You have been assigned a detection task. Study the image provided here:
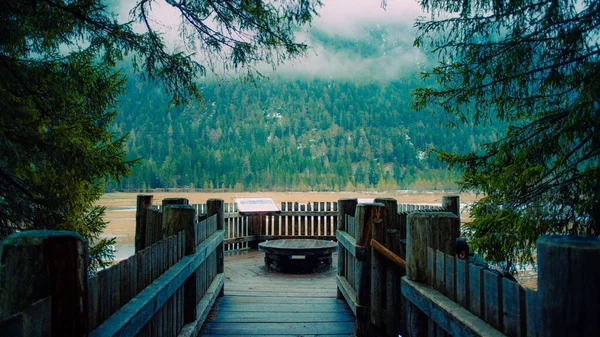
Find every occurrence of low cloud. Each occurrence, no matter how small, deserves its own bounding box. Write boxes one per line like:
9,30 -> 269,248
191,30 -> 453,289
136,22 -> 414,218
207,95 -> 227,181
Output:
271,27 -> 427,80
109,0 -> 429,81
272,0 -> 428,80
312,0 -> 424,37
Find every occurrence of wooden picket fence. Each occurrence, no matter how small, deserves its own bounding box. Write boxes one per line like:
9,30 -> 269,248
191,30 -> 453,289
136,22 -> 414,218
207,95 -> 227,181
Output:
0,296 -> 52,337
400,247 -> 537,337
335,197 -> 459,337
264,202 -> 338,238
0,198 -> 225,337
176,201 -> 339,251
88,232 -> 187,335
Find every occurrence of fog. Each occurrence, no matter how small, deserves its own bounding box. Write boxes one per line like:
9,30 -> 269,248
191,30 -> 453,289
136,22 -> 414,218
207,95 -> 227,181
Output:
312,0 -> 423,35
108,0 -> 429,80
277,0 -> 429,80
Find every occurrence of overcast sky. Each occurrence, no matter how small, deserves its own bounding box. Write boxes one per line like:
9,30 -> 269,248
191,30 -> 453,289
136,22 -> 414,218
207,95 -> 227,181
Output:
312,0 -> 424,34
113,0 -> 428,80
114,1 -> 425,31
286,0 -> 427,79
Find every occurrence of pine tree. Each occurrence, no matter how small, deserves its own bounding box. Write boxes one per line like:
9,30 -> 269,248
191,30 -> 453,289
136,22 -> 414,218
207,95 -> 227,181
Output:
413,0 -> 600,268
0,0 -> 320,268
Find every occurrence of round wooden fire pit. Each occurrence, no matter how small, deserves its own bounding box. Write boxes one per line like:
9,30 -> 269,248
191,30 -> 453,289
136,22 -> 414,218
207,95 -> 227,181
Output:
258,239 -> 337,273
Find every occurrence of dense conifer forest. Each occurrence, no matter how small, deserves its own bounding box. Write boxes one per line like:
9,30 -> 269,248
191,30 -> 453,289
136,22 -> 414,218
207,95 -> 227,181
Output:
108,76 -> 503,192
103,22 -> 504,192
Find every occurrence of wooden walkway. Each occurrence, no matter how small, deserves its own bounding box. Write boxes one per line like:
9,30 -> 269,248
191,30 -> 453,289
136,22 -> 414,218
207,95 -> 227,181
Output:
199,250 -> 355,336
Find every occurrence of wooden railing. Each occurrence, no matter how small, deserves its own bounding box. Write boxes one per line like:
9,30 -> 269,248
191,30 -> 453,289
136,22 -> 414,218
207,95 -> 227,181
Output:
377,204 -> 598,337
223,203 -> 248,251
170,201 -> 340,251
0,198 -> 225,337
335,199 -> 376,336
89,232 -> 185,336
401,247 -> 536,337
265,202 -> 338,238
400,209 -> 544,337
0,296 -> 52,336
336,196 -> 460,337
332,197 -> 600,337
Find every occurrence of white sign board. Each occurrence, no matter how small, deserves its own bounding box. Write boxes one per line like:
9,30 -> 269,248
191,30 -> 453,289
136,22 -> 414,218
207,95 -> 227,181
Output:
234,198 -> 280,213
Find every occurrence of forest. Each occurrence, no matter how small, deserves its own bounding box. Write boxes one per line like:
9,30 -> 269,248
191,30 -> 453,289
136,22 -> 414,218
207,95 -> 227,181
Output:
100,15 -> 508,192
107,75 -> 504,192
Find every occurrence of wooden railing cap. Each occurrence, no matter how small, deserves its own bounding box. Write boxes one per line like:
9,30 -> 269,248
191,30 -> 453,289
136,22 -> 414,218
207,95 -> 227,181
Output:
163,204 -> 195,209
356,202 -> 385,207
538,234 -> 600,247
407,211 -> 458,219
2,229 -> 87,245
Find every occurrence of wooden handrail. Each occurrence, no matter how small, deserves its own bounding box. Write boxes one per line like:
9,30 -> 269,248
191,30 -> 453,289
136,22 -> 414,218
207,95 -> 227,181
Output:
371,238 -> 406,269
89,230 -> 225,337
336,229 -> 367,260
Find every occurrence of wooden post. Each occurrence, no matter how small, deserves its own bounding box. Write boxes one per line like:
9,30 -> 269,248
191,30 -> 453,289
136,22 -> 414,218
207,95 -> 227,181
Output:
337,198 -> 358,299
537,235 -> 600,337
207,199 -> 225,297
162,198 -> 189,207
281,202 -> 287,236
355,203 -> 384,337
374,197 -> 403,337
405,212 -> 460,337
163,205 -> 197,323
248,214 -> 261,249
370,199 -> 387,334
135,194 -> 154,253
442,195 -> 460,223
293,202 -> 300,236
0,230 -> 88,337
146,207 -> 163,247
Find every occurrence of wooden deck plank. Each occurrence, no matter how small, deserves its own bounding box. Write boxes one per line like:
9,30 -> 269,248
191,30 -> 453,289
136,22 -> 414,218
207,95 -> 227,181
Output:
216,296 -> 339,304
199,334 -> 355,337
223,280 -> 336,287
223,287 -> 336,294
213,301 -> 348,313
223,281 -> 336,287
207,311 -> 354,323
198,250 -> 356,336
200,322 -> 355,335
223,290 -> 336,298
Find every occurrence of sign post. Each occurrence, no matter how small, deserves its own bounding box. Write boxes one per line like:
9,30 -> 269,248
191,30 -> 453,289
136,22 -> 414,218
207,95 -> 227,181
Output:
234,198 -> 280,248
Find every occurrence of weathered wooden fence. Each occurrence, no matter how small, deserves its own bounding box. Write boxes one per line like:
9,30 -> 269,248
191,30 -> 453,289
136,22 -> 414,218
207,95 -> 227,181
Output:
157,201 -> 339,251
0,230 -> 85,337
0,197 -> 225,337
335,200 -> 376,336
265,201 -> 338,238
333,196 -> 600,337
402,246 -> 533,337
335,196 -> 459,337
401,214 -> 600,337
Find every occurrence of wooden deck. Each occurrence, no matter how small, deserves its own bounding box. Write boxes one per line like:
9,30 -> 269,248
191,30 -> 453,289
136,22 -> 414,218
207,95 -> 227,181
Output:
199,249 -> 355,336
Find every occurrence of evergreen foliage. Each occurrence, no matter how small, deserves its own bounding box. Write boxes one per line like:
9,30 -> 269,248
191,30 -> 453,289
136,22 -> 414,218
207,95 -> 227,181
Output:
0,0 -> 320,268
413,0 -> 600,268
108,76 -> 504,192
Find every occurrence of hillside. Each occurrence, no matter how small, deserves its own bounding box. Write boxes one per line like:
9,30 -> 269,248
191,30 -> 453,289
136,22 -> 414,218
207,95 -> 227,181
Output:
107,76 -> 502,192
107,24 -> 504,192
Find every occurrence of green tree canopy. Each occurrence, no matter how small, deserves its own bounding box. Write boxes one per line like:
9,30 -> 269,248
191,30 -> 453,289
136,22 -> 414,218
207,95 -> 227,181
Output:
413,0 -> 600,268
0,0 -> 320,268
